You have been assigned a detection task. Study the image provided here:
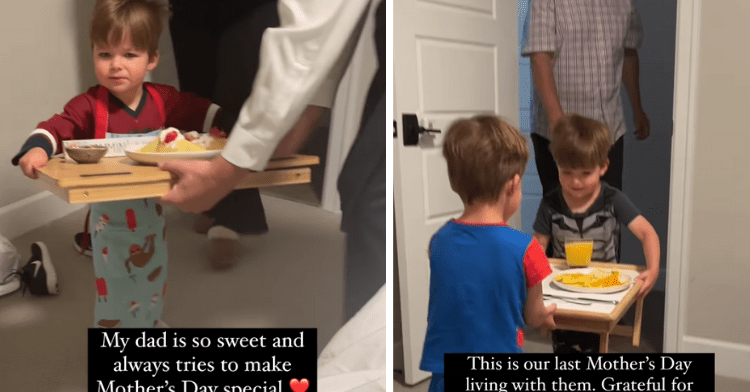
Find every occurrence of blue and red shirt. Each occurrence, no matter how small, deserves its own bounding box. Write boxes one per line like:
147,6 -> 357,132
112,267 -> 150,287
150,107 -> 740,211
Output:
420,220 -> 551,374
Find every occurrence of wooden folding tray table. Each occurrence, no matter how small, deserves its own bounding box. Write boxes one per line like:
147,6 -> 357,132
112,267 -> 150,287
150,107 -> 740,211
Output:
543,258 -> 646,353
37,155 -> 319,204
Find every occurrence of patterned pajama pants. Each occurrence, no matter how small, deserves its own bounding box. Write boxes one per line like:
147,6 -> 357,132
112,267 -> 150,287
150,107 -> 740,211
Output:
91,198 -> 167,328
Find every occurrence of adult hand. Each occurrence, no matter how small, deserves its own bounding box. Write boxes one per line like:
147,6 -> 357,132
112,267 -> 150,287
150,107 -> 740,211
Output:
19,147 -> 49,179
635,268 -> 658,299
158,156 -> 247,213
633,109 -> 650,140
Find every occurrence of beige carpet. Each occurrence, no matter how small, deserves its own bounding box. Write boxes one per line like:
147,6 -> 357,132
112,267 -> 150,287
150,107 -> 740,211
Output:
0,192 -> 345,391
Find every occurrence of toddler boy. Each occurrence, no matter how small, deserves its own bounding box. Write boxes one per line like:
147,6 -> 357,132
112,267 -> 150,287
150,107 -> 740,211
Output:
13,0 -> 229,328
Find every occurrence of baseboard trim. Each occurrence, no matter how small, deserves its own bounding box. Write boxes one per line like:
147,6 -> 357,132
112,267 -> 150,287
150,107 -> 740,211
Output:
0,192 -> 86,240
682,336 -> 750,381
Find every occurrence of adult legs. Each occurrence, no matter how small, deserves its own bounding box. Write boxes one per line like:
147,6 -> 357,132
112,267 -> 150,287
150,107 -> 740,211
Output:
168,1 -> 218,100
200,1 -> 279,236
169,1 -> 273,240
531,133 -> 560,197
531,133 -> 559,257
337,0 -> 386,321
342,152 -> 386,321
601,136 -> 624,262
338,84 -> 386,321
601,136 -> 624,191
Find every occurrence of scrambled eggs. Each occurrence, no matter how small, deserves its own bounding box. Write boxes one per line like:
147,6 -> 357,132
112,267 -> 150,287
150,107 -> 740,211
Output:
555,269 -> 624,288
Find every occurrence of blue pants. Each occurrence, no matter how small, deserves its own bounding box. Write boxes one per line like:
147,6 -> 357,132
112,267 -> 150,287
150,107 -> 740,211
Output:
91,198 -> 167,328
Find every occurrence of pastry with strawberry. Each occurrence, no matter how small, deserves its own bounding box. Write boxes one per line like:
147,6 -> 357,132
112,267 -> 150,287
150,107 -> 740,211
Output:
140,127 -> 226,153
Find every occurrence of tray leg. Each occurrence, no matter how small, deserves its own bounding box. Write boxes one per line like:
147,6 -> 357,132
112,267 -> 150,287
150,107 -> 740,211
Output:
633,297 -> 644,347
599,333 -> 609,353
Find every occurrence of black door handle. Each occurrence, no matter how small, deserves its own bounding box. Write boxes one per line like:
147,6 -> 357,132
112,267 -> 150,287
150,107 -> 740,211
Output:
402,113 -> 440,146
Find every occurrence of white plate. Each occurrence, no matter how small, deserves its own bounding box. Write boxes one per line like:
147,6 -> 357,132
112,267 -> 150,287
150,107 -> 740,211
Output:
124,148 -> 221,165
551,268 -> 632,294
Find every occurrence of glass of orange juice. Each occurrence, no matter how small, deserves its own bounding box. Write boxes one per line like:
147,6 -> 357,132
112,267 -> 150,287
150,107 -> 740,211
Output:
565,238 -> 594,267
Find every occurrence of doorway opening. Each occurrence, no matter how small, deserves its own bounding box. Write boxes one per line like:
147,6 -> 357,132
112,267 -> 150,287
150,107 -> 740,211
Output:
518,0 -> 677,353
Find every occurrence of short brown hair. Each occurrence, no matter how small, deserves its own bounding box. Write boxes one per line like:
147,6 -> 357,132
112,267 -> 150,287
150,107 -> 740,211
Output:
90,0 -> 167,58
443,116 -> 529,205
550,114 -> 611,169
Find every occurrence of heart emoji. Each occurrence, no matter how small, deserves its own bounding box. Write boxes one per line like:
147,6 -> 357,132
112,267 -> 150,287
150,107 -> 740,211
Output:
290,378 -> 309,392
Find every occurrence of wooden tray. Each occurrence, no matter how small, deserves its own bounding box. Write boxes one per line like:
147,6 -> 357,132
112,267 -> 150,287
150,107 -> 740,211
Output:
37,155 -> 319,204
544,259 -> 646,353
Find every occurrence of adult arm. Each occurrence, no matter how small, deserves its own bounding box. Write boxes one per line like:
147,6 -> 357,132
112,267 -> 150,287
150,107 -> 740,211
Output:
530,52 -> 564,131
159,0 -> 374,212
271,105 -> 327,159
222,0 -> 372,171
521,0 -> 563,132
622,5 -> 649,140
622,48 -> 650,140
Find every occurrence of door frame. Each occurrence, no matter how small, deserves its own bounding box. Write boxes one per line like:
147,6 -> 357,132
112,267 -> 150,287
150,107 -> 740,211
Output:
665,0 -> 750,381
664,0 -> 700,354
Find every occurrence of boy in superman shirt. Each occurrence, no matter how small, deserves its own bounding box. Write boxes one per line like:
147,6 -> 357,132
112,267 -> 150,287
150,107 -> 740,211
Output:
12,0 -> 230,327
420,116 -> 557,392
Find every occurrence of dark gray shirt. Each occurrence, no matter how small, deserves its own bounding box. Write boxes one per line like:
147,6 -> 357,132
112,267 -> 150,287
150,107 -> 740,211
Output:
534,182 -> 641,262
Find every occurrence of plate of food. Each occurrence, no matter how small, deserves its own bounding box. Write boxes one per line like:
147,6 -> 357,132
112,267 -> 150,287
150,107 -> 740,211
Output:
125,128 -> 227,165
551,268 -> 632,294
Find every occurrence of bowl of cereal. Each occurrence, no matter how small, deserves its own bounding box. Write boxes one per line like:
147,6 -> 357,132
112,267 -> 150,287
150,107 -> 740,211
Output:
65,145 -> 109,164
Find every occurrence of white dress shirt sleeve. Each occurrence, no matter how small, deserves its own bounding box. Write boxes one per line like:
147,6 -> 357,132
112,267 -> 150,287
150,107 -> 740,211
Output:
222,0 -> 373,171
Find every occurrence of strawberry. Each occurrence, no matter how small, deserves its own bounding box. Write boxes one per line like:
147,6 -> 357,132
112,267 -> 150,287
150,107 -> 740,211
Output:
164,131 -> 179,144
210,126 -> 228,138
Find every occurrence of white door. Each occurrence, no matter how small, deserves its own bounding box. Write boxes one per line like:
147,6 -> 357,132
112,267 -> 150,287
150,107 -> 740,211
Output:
394,0 -> 520,384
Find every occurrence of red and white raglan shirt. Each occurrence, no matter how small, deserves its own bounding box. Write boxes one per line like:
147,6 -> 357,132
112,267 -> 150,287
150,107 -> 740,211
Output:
11,82 -> 226,164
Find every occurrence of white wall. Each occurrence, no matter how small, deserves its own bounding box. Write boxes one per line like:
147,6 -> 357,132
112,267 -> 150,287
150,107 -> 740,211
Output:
0,1 -> 94,238
0,0 -> 87,204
